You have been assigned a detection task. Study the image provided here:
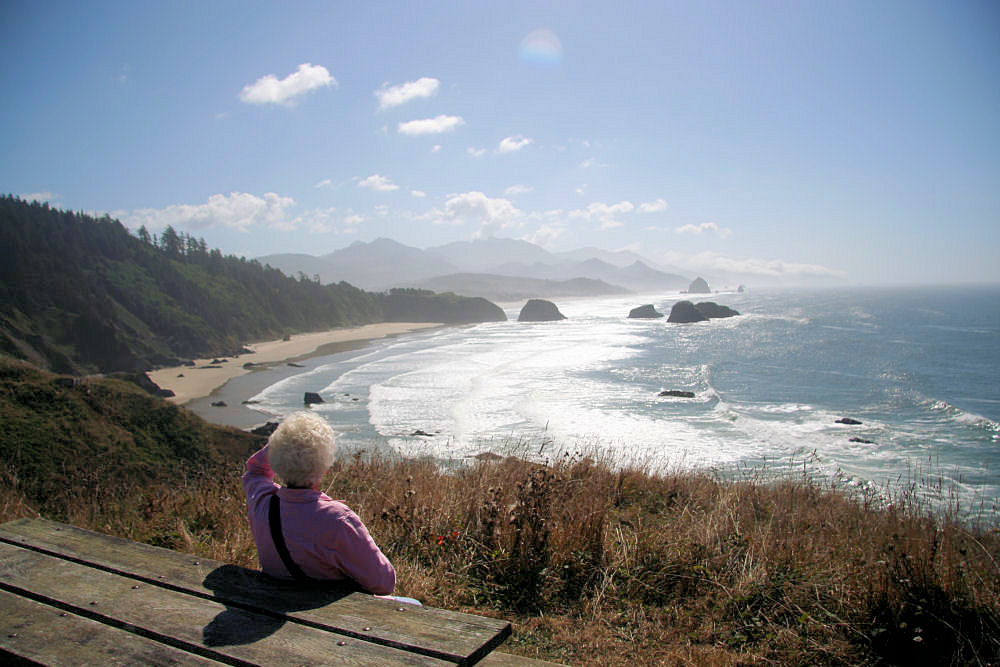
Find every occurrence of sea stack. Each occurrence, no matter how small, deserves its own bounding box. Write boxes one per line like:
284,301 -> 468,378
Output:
518,299 -> 567,322
688,277 -> 711,293
693,302 -> 739,318
667,301 -> 709,323
628,304 -> 664,319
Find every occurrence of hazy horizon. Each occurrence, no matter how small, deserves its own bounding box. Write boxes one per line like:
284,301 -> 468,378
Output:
2,1 -> 997,286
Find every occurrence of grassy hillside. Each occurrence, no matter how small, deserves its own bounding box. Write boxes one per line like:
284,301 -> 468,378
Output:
0,196 -> 504,374
0,356 -> 260,515
1,354 -> 997,664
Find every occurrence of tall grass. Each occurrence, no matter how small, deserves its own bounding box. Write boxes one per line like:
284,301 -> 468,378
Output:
3,447 -> 998,665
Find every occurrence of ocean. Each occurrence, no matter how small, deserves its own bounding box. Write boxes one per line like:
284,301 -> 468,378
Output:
244,286 -> 1000,515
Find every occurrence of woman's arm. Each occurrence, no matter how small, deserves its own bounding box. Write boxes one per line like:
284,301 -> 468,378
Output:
327,510 -> 396,595
241,444 -> 278,503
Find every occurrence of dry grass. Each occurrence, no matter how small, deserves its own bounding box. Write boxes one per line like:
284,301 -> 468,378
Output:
2,449 -> 998,665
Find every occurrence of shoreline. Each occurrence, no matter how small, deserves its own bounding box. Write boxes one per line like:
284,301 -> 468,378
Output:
149,322 -> 442,429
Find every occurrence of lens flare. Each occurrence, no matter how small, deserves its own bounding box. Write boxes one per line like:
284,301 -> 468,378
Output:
519,29 -> 563,67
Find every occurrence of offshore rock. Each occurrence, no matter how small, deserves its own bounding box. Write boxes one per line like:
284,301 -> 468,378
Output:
628,304 -> 664,319
659,390 -> 696,398
518,299 -> 567,322
667,301 -> 709,323
837,417 -> 862,425
688,277 -> 711,293
694,302 -> 739,318
304,392 -> 324,405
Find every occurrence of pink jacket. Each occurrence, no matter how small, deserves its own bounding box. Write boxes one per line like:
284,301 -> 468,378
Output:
241,445 -> 396,594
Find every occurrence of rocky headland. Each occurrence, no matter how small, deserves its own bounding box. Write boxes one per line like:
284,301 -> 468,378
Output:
518,299 -> 567,322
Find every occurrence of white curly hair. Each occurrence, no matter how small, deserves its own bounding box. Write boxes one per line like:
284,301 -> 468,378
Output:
267,411 -> 336,488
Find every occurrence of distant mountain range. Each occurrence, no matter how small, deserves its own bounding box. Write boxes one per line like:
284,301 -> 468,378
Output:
406,273 -> 629,303
258,238 -> 690,298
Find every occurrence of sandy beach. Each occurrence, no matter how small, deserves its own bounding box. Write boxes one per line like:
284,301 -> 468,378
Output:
149,322 -> 442,407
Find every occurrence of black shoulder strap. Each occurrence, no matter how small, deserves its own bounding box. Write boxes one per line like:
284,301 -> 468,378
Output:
268,494 -> 311,582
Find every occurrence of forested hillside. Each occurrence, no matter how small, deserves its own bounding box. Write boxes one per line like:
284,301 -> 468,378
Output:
0,196 -> 504,374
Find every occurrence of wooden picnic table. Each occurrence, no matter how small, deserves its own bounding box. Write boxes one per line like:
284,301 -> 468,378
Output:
0,518 -> 559,666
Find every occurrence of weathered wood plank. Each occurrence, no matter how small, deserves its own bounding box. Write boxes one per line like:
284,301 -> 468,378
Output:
0,589 -> 224,666
478,652 -> 566,666
0,541 -> 450,666
0,518 -> 511,665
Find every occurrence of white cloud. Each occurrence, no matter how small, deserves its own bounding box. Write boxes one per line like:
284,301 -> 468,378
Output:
521,210 -> 570,247
569,201 -> 635,230
118,192 -> 296,232
675,221 -> 732,238
411,190 -> 427,198
575,185 -> 587,195
505,184 -> 534,196
376,77 -> 440,109
344,213 -> 366,226
523,223 -> 565,247
676,222 -> 716,234
239,63 -> 335,106
397,114 -> 465,135
315,178 -> 333,189
467,146 -> 486,158
374,204 -> 390,217
20,191 -> 59,203
357,174 -> 399,192
298,207 -> 337,234
433,191 -> 522,238
639,198 -> 668,213
684,251 -> 846,278
579,158 -> 597,169
497,135 -> 533,153
431,144 -> 442,153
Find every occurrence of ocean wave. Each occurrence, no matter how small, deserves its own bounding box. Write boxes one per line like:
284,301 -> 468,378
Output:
747,403 -> 817,414
244,290 -> 1000,517
820,324 -> 879,335
924,398 -> 1000,433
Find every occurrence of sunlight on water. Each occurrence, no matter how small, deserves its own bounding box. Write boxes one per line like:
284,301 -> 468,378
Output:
248,288 -> 1000,516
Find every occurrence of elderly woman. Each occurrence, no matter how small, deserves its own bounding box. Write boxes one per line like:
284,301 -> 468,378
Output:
242,411 -> 396,595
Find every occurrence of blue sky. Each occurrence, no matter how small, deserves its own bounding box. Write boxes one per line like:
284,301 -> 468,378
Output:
2,1 -> 998,285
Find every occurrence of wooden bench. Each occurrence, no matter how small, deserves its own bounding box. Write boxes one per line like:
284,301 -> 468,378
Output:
0,518 -> 560,666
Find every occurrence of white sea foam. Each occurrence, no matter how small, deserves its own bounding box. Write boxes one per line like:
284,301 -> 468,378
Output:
251,289 -> 1000,516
